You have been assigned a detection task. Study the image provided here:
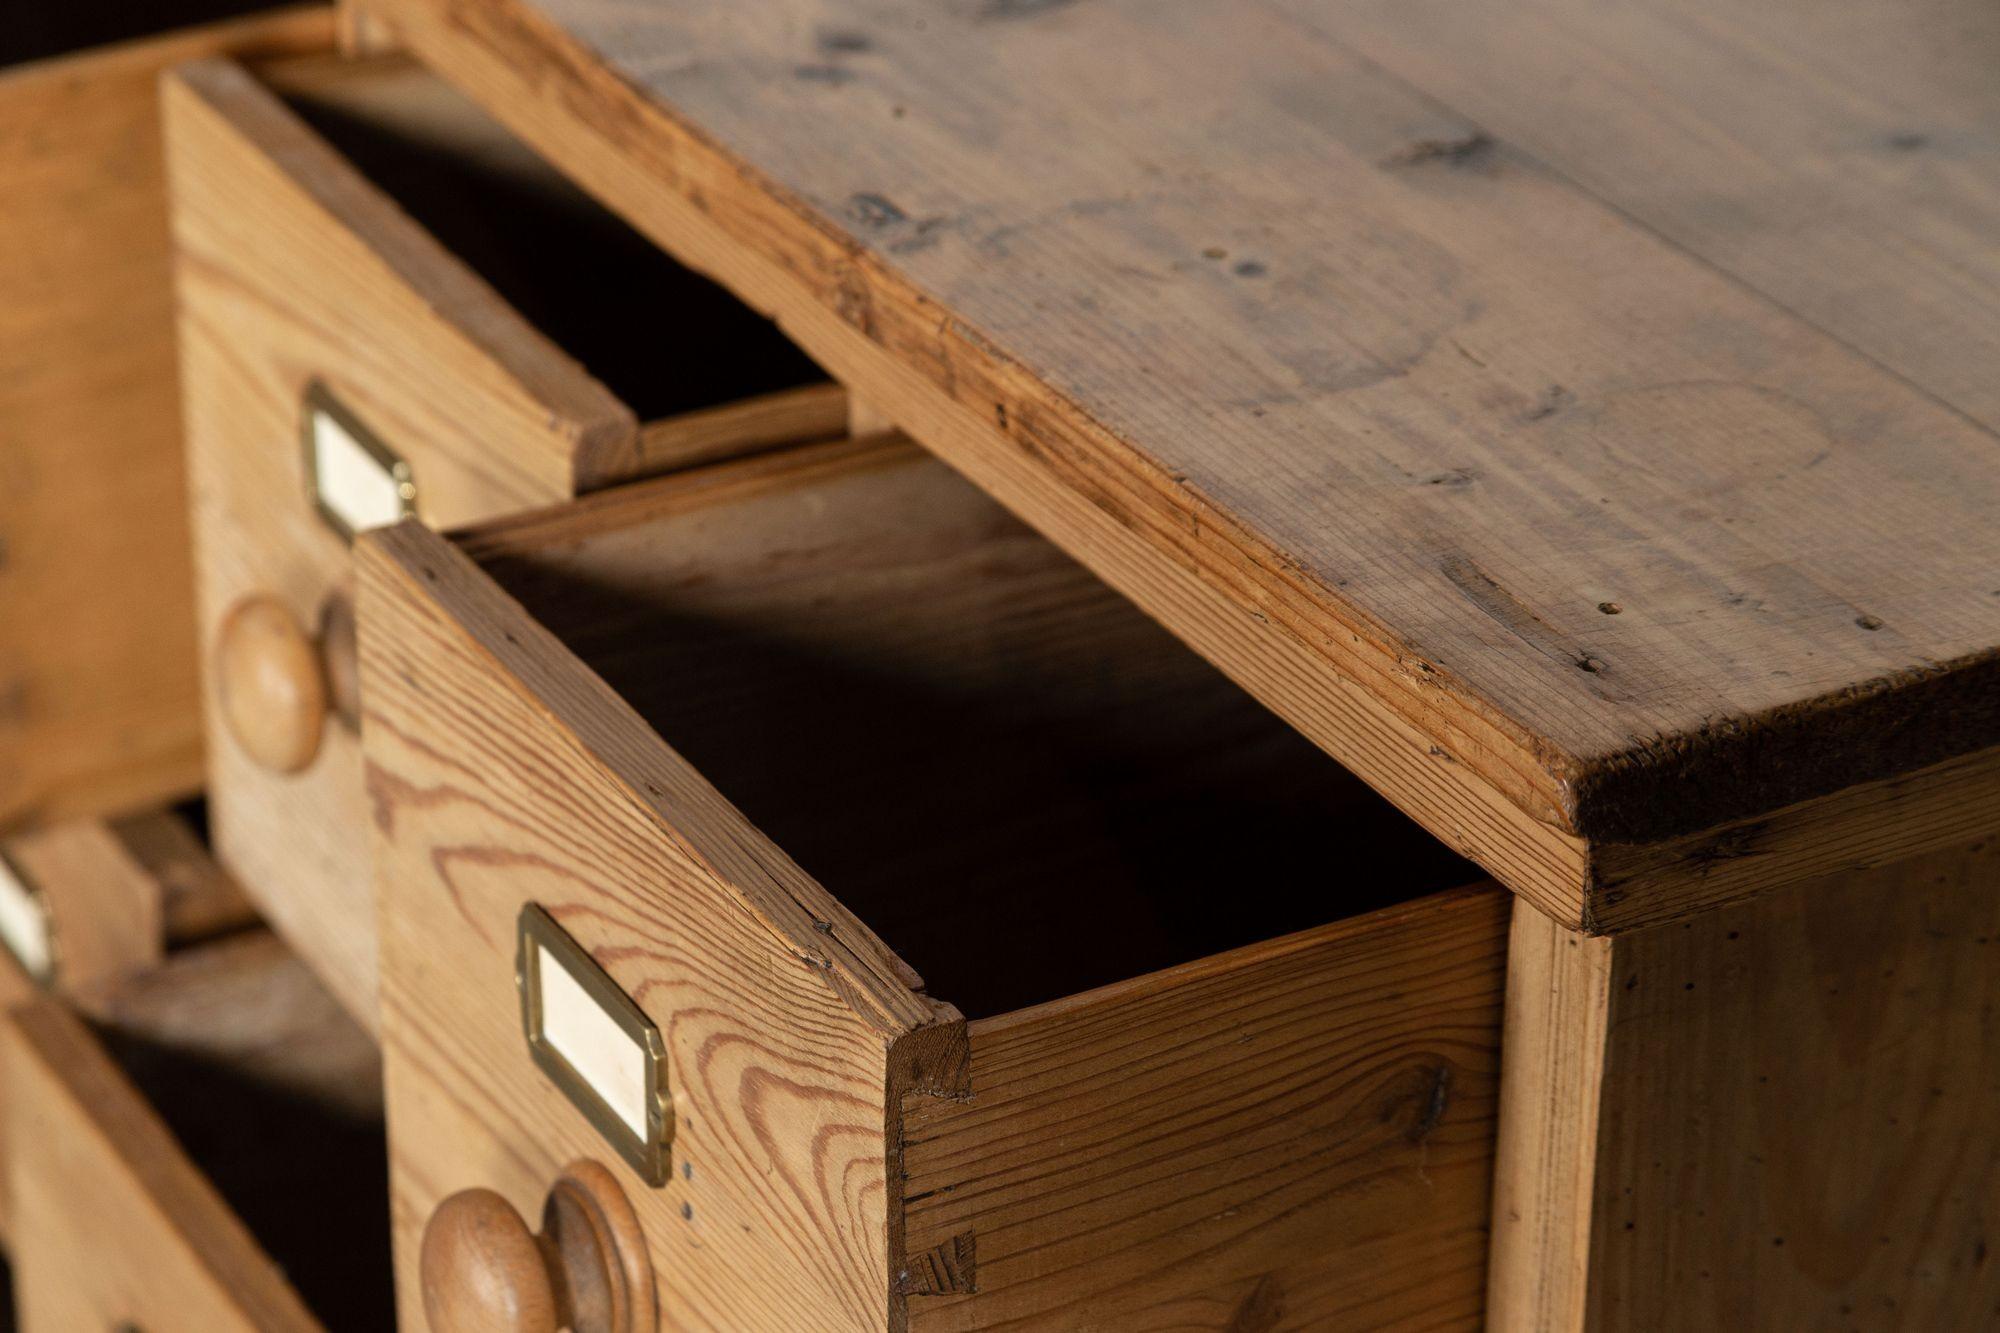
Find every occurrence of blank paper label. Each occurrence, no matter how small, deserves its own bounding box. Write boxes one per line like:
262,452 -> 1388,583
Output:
536,941 -> 650,1139
308,406 -> 407,537
0,858 -> 50,980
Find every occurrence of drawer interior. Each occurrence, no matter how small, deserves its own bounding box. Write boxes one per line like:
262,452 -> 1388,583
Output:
466,436 -> 1478,1018
75,931 -> 391,1328
257,53 -> 829,426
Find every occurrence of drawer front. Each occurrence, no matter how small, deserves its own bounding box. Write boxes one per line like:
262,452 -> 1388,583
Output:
4,997 -> 323,1333
358,441 -> 1509,1330
359,507 -> 949,1331
0,8 -> 331,831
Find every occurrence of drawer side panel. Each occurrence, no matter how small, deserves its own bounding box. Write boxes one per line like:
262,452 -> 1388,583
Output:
900,883 -> 1509,1331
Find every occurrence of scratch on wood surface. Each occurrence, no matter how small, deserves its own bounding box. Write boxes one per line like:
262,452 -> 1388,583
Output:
1383,130 -> 1497,169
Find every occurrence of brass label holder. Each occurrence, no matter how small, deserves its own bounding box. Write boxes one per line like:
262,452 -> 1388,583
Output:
300,380 -> 417,543
516,904 -> 673,1186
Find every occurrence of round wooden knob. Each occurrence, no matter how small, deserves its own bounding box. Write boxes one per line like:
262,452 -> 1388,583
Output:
420,1160 -> 655,1333
215,594 -> 326,774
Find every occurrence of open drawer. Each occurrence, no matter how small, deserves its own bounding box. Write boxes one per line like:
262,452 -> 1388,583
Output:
163,51 -> 844,1025
358,435 -> 1510,1331
3,930 -> 390,1331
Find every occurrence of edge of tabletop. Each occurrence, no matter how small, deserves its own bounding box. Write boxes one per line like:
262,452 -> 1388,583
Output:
344,0 -> 2000,933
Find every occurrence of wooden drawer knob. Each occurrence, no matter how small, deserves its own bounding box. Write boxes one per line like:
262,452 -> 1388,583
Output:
420,1159 -> 655,1333
214,588 -> 361,773
215,594 -> 326,773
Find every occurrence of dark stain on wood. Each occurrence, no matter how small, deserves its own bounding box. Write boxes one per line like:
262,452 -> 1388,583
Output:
1384,130 -> 1497,169
815,27 -> 872,53
1410,1063 -> 1453,1142
1442,553 -> 1616,694
978,0 -> 1081,20
1223,1273 -> 1286,1333
1526,382 -> 1573,421
1685,819 -> 1769,873
795,63 -> 857,85
849,191 -> 908,227
1573,645 -> 2000,844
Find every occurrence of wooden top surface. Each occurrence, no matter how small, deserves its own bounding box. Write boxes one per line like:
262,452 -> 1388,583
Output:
365,0 -> 2000,916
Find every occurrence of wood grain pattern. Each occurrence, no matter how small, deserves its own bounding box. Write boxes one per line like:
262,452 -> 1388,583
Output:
359,516 -> 958,1332
901,883 -> 1507,1332
4,995 -> 322,1333
360,0 -> 2000,930
169,53 -> 841,1020
0,5 -> 332,831
168,52 -> 615,1024
1490,835 -> 2000,1329
1310,0 -> 2000,441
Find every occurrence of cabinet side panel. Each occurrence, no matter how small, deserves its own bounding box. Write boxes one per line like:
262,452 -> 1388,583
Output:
0,7 -> 331,830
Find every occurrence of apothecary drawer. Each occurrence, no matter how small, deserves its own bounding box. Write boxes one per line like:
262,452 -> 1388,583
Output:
358,435 -> 1510,1331
164,51 -> 845,1025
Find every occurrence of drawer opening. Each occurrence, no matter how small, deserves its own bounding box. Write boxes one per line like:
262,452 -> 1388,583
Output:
2,1 -> 274,69
76,932 -> 393,1328
258,53 -> 834,434
468,436 -> 1480,1018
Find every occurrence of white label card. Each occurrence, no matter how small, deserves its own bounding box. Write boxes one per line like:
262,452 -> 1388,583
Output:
0,856 -> 52,981
307,402 -> 409,538
537,941 -> 651,1139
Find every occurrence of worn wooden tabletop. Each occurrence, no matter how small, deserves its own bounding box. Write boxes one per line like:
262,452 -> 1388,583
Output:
366,0 -> 2000,926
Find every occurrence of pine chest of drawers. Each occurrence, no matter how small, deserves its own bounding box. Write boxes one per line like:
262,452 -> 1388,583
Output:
2,0 -> 2000,1328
